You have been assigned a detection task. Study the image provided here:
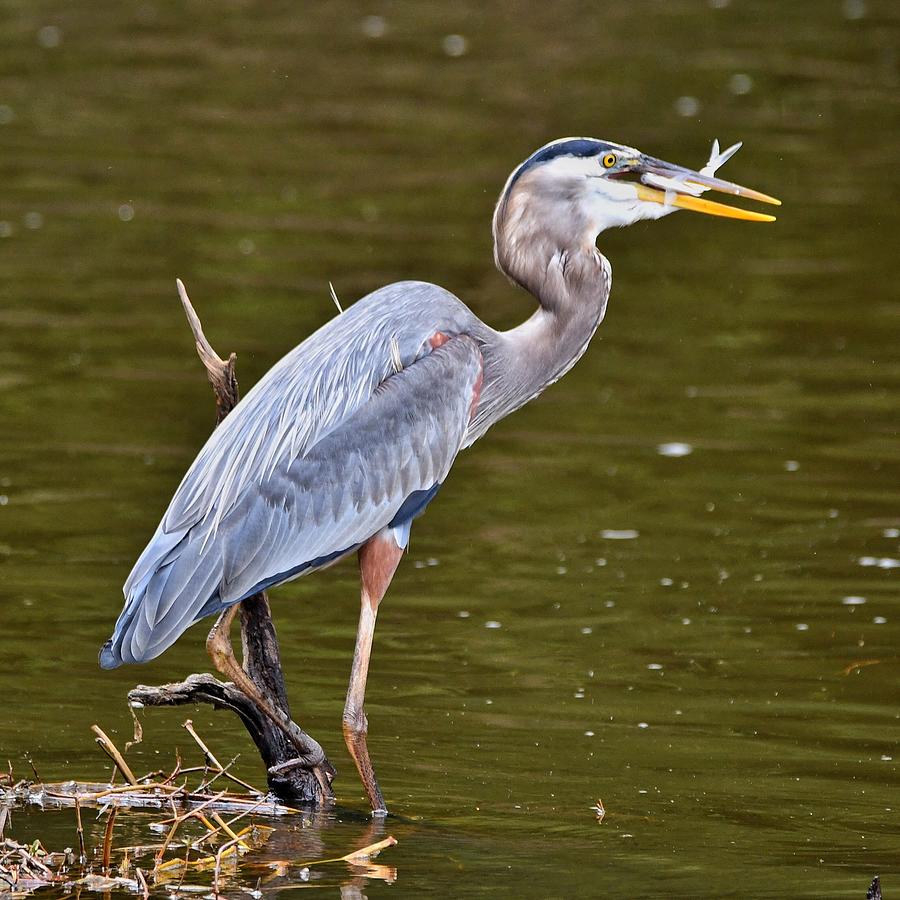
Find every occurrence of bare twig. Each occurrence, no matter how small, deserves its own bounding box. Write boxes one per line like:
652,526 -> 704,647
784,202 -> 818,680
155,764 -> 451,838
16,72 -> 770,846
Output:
200,754 -> 261,795
295,836 -> 398,868
212,831 -> 247,898
125,706 -> 144,753
91,725 -> 138,786
135,865 -> 150,900
176,278 -> 238,425
192,799 -> 266,848
328,281 -> 343,314
183,720 -> 224,772
25,755 -> 41,784
154,791 -> 228,867
101,806 -> 117,874
74,797 -> 87,864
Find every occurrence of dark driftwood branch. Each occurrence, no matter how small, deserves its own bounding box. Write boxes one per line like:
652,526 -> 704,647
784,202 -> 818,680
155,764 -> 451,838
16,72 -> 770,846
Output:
126,280 -> 335,804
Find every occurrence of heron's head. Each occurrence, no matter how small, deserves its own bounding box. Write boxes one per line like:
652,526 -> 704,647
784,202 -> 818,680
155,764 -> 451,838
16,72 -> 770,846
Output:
493,137 -> 779,283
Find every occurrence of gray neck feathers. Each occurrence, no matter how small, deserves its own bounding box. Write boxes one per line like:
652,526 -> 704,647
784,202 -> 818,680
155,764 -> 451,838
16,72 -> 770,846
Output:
465,170 -> 612,444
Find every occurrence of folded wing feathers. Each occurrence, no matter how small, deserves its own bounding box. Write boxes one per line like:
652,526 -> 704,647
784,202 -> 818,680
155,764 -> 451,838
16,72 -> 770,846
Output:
112,283 -> 483,665
161,285 -> 468,540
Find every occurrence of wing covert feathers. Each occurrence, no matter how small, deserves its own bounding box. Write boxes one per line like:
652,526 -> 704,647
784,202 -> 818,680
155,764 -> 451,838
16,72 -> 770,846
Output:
101,293 -> 483,668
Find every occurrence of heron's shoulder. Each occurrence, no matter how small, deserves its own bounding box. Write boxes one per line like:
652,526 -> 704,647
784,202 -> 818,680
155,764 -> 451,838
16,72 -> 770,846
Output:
348,280 -> 470,319
157,280 -> 481,537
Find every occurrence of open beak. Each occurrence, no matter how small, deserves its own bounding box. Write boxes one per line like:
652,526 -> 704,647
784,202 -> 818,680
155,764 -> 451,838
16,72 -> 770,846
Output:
633,154 -> 780,223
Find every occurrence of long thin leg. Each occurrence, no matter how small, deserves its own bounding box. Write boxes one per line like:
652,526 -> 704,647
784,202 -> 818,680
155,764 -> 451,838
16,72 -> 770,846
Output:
343,531 -> 403,815
207,603 -> 332,798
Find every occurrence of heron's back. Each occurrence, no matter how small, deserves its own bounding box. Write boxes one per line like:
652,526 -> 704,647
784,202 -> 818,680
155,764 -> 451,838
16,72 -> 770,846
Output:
100,281 -> 488,668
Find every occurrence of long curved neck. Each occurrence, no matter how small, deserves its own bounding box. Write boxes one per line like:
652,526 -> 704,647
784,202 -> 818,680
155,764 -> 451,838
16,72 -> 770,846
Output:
467,222 -> 612,444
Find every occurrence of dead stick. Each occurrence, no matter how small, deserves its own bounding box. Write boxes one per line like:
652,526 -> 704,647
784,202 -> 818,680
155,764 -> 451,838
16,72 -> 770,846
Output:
182,720 -> 224,772
91,725 -> 138,786
43,781 -> 185,802
101,806 -> 117,874
25,756 -> 41,784
154,790 -> 228,866
181,722 -> 266,794
212,832 -> 245,898
74,797 -> 87,864
197,754 -> 261,796
193,799 -> 265,847
135,866 -> 149,900
176,278 -> 238,425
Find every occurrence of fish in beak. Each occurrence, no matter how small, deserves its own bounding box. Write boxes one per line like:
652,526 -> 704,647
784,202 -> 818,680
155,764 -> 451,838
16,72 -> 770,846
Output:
632,141 -> 780,222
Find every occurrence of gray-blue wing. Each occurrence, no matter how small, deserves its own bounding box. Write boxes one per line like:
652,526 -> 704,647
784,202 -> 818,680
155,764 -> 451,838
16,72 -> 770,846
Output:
100,334 -> 482,667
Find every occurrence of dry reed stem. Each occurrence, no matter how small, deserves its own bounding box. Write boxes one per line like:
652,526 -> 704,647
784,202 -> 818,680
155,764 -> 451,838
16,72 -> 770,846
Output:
5,722 -> 298,899
190,798 -> 267,849
294,835 -> 398,869
154,791 -> 228,868
91,725 -> 138,786
212,831 -> 248,897
135,866 -> 150,900
74,797 -> 87,864
211,812 -> 251,850
198,756 -> 261,795
183,720 -> 224,772
101,806 -> 117,873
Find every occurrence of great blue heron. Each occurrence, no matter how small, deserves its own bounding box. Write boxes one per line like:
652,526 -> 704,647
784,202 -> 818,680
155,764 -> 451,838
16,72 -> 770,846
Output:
100,136 -> 778,813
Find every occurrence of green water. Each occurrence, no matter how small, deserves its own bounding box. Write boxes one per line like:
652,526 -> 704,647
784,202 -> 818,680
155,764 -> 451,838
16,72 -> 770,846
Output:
1,0 -> 898,896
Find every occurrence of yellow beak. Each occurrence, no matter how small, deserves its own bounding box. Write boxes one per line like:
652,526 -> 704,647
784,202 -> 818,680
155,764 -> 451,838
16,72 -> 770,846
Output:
636,184 -> 778,222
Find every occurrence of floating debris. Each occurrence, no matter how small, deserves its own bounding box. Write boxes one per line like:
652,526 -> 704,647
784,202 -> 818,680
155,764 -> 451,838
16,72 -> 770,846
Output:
2,721 -> 400,897
859,556 -> 900,569
842,659 -> 881,676
442,34 -> 468,57
729,73 -> 754,95
360,15 -> 387,38
843,0 -> 867,21
599,529 -> 639,540
674,96 -> 700,118
36,25 -> 62,48
657,441 -> 693,457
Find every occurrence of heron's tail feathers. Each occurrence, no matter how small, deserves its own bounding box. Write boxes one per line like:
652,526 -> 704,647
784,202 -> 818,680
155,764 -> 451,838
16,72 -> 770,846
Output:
99,527 -> 225,668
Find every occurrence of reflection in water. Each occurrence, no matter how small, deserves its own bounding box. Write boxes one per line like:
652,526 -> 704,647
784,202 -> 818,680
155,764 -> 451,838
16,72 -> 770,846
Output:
0,0 -> 898,897
256,814 -> 398,892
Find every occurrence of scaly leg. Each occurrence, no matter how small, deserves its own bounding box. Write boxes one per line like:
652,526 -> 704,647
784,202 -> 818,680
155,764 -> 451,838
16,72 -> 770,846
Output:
343,531 -> 403,815
206,603 -> 332,797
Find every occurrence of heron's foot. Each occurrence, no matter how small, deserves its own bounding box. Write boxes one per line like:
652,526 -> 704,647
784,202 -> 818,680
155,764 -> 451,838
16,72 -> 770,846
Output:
342,712 -> 388,815
269,756 -> 336,783
268,755 -> 336,805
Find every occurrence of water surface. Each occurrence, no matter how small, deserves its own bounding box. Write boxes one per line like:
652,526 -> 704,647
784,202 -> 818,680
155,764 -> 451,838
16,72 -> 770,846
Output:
1,1 -> 898,896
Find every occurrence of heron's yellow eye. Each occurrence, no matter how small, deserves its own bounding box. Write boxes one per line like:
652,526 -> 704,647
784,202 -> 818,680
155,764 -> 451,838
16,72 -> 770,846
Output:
602,153 -> 617,169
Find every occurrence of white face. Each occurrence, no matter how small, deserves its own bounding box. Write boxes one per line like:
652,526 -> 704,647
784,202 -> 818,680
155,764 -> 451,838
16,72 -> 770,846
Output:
532,153 -> 677,236
496,139 -> 776,262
